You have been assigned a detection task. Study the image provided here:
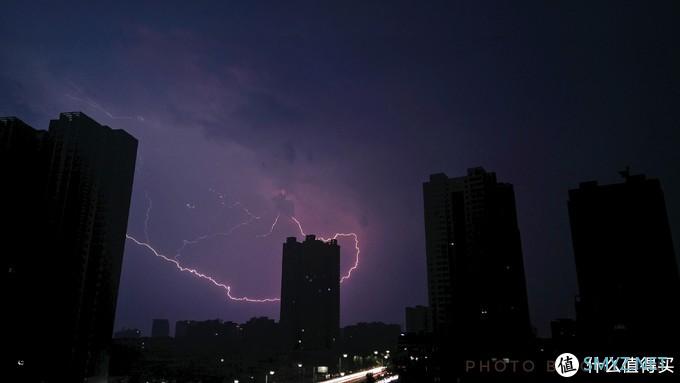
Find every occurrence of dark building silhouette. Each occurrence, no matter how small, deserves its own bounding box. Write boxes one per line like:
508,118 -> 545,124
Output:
241,316 -> 279,347
2,112 -> 137,382
175,320 -> 191,339
172,319 -> 243,365
550,318 -> 578,351
110,317 -> 289,382
279,235 -> 340,355
405,305 -> 432,334
152,319 -> 171,338
568,171 -> 680,350
175,319 -> 240,341
340,322 -> 401,356
114,328 -> 142,339
422,168 -> 531,353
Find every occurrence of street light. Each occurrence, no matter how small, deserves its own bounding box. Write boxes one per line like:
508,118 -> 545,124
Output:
339,353 -> 349,373
265,370 -> 275,383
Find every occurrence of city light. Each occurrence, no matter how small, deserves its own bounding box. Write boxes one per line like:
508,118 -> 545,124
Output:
375,375 -> 399,383
318,367 -> 386,383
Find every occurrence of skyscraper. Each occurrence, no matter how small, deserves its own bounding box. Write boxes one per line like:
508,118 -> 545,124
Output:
422,167 -> 531,353
568,171 -> 680,350
279,235 -> 340,355
2,112 -> 137,382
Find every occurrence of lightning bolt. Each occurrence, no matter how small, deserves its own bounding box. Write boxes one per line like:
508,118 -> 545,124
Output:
126,234 -> 279,302
174,194 -> 261,259
256,213 -> 280,238
290,216 -> 361,283
65,93 -> 145,121
129,192 -> 360,304
143,191 -> 153,243
174,214 -> 260,259
63,95 -> 349,300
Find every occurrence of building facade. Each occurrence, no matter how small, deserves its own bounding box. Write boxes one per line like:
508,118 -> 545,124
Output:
405,305 -> 432,334
568,171 -> 680,350
2,112 -> 137,382
279,235 -> 340,354
422,167 -> 531,353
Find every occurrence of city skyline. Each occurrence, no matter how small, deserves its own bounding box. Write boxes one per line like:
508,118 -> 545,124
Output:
2,0 -> 679,340
4,111 -> 679,381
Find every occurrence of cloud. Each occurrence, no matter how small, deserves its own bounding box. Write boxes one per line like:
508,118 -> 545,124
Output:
271,191 -> 295,217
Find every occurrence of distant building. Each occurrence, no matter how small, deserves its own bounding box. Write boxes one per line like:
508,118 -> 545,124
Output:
279,235 -> 340,352
550,319 -> 577,340
152,319 -> 171,338
241,317 -> 281,353
341,322 -> 401,356
405,305 -> 432,334
2,112 -> 137,382
172,319 -> 242,361
175,319 -> 239,341
175,320 -> 190,339
111,317 -> 282,380
422,168 -> 531,352
550,318 -> 577,351
242,316 -> 278,342
114,328 -> 142,339
568,171 -> 680,349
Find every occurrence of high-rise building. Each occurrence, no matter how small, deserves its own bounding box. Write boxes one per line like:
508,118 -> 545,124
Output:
2,112 -> 137,381
152,319 -> 171,338
568,171 -> 680,350
279,235 -> 340,354
405,305 -> 432,334
422,167 -> 531,352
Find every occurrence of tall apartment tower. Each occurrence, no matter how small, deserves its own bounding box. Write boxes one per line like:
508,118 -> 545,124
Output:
2,112 -> 138,382
422,167 -> 531,352
279,235 -> 340,354
568,171 -> 680,350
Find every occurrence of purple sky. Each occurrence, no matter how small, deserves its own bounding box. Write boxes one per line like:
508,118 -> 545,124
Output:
2,1 -> 679,336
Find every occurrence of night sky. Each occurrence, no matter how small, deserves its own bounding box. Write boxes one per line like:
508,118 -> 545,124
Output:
2,1 -> 679,337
